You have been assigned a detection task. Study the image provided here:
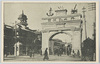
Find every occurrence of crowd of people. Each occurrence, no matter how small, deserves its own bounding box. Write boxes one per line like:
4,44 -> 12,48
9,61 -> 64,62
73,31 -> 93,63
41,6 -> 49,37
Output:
53,45 -> 72,56
28,45 -> 77,61
4,46 -> 80,61
29,48 -> 49,61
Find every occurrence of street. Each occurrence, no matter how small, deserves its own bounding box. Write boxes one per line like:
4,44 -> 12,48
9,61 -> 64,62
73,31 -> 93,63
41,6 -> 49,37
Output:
4,54 -> 81,62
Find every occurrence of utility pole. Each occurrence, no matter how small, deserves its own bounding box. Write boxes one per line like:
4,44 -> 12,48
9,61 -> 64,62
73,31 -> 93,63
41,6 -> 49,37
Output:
93,22 -> 96,61
88,3 -> 96,61
82,7 -> 87,39
14,21 -> 17,56
93,22 -> 96,43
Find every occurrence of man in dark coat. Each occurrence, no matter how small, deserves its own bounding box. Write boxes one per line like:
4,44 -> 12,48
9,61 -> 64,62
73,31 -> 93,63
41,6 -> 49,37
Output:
43,48 -> 49,60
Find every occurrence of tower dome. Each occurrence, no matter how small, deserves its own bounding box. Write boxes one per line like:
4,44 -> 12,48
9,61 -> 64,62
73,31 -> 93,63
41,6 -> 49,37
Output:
18,10 -> 28,26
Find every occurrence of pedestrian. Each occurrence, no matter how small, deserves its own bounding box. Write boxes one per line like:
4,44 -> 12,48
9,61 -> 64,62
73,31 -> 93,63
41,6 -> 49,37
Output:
54,48 -> 56,55
72,50 -> 75,57
59,48 -> 62,56
40,49 -> 42,56
43,48 -> 49,60
57,49 -> 60,56
67,46 -> 70,56
5,51 -> 8,57
29,49 -> 32,58
77,50 -> 80,57
32,49 -> 34,58
69,47 -> 72,55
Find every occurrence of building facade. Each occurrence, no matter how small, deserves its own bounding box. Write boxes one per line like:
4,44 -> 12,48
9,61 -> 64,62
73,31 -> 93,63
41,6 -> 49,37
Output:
4,11 -> 42,56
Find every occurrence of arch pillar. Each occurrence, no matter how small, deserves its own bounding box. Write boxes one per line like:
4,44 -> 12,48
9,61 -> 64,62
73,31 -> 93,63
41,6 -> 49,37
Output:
71,31 -> 81,56
42,32 -> 49,55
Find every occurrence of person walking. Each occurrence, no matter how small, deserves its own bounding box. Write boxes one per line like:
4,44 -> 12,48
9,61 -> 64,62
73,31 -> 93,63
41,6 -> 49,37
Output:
40,49 -> 42,56
67,46 -> 70,56
29,49 -> 32,58
59,48 -> 62,56
43,48 -> 49,61
57,48 -> 60,56
77,50 -> 80,57
32,49 -> 34,58
72,50 -> 75,57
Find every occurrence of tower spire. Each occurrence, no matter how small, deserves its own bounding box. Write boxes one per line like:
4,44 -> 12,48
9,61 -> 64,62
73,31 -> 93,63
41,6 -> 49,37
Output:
18,10 -> 28,27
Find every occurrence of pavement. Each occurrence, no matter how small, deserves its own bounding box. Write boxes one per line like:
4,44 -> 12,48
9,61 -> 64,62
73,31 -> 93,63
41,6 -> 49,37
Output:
3,54 -> 81,62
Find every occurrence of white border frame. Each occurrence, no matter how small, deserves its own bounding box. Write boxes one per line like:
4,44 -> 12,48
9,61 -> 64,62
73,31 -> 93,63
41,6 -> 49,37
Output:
1,1 -> 99,63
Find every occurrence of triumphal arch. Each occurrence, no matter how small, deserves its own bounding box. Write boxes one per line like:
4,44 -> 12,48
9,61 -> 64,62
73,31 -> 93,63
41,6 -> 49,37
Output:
41,8 -> 83,55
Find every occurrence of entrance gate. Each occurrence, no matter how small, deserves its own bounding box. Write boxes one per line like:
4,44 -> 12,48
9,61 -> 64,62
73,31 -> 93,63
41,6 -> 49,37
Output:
41,9 -> 83,56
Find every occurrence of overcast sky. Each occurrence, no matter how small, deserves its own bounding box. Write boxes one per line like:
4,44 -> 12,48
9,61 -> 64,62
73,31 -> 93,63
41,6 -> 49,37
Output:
3,2 -> 96,42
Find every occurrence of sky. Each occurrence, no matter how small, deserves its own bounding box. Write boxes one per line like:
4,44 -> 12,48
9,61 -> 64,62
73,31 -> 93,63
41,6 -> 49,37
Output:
3,2 -> 96,42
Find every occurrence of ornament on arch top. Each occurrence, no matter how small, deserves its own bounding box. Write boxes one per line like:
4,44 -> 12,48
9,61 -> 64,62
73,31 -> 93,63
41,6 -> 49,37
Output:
71,4 -> 78,20
71,4 -> 78,14
46,7 -> 54,16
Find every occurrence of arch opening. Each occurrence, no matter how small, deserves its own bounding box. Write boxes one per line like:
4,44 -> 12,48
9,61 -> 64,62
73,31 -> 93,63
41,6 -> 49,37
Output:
49,32 -> 72,41
49,32 -> 72,55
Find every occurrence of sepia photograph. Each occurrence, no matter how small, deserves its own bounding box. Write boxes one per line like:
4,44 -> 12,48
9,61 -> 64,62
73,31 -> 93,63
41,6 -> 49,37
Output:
2,1 -> 99,63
